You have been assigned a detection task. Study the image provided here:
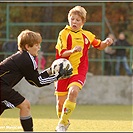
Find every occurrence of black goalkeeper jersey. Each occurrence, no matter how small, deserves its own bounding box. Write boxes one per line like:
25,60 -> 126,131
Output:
0,50 -> 57,87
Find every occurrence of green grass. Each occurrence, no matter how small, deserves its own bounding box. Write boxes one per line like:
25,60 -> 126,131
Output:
0,105 -> 132,132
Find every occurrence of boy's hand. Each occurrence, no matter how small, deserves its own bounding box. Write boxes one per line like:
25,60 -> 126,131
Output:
104,38 -> 113,46
72,46 -> 82,53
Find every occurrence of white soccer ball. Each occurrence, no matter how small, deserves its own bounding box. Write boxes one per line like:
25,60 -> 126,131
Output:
51,58 -> 72,75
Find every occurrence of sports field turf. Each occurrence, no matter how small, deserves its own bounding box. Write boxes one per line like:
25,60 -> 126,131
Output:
0,105 -> 132,132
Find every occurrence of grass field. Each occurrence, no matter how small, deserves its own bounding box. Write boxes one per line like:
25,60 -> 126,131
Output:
0,105 -> 132,132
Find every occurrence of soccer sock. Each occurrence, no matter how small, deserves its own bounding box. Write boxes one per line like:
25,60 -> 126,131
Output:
56,105 -> 62,118
59,99 -> 76,125
57,111 -> 62,118
20,116 -> 33,131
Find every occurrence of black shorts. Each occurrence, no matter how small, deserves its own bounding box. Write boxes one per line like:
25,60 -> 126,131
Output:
0,83 -> 25,114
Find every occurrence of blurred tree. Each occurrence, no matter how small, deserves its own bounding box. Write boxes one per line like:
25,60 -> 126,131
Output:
0,2 -> 133,74
41,5 -> 53,52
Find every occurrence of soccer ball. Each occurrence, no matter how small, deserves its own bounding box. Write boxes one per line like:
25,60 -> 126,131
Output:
51,58 -> 72,75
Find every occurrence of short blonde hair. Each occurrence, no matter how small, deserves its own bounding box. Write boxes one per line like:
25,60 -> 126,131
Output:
17,29 -> 42,51
68,6 -> 87,23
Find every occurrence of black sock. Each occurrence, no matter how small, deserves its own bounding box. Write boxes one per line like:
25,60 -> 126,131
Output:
20,116 -> 33,131
0,105 -> 5,115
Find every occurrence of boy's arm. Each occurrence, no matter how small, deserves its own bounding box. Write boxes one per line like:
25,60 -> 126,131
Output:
24,68 -> 57,87
97,38 -> 113,50
21,56 -> 57,87
24,65 -> 71,87
61,46 -> 82,57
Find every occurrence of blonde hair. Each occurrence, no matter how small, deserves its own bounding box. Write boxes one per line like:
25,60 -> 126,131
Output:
17,29 -> 42,51
68,6 -> 87,23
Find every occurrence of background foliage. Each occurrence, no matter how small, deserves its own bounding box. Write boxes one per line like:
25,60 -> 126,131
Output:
0,2 -> 133,74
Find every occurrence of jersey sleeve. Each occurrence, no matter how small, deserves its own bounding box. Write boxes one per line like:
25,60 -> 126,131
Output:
25,69 -> 57,87
91,38 -> 101,48
21,52 -> 57,87
55,30 -> 68,58
86,31 -> 101,48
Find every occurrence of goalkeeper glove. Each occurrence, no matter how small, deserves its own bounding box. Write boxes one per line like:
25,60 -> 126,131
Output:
57,63 -> 73,80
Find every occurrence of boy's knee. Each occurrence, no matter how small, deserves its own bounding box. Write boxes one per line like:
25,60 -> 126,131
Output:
69,87 -> 79,97
17,99 -> 31,110
68,86 -> 80,102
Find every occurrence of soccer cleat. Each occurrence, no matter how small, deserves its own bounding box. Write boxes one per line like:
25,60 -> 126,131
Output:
65,120 -> 70,131
55,121 -> 70,132
56,124 -> 66,132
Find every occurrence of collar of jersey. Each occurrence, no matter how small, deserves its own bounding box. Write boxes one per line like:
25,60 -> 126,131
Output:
65,25 -> 82,33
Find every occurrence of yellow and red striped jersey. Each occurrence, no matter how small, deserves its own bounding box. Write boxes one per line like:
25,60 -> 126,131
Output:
55,25 -> 101,76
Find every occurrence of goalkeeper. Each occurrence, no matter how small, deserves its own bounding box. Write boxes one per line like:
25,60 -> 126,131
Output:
0,29 -> 72,131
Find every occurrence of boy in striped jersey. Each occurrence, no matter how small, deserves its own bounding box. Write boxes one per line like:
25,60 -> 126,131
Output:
55,6 -> 113,132
0,29 -> 72,131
